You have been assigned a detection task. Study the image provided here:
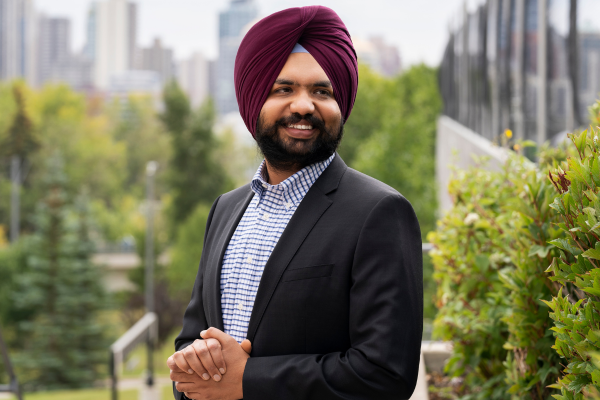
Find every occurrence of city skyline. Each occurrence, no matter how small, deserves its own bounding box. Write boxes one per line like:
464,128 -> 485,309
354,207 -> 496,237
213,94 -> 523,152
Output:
35,0 -> 470,67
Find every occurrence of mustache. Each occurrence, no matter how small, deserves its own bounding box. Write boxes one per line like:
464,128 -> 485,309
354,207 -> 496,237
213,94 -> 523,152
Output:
276,113 -> 327,133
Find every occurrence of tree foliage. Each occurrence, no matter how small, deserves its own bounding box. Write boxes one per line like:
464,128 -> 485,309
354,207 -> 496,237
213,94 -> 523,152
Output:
160,82 -> 232,229
0,82 -> 38,158
351,64 -> 441,239
167,203 -> 211,300
12,154 -> 107,390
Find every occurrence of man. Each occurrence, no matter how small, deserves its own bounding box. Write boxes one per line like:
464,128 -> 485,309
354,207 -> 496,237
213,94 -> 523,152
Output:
168,6 -> 423,400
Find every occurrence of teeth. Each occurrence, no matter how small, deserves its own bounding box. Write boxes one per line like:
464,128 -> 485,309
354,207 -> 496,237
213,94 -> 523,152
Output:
288,124 -> 313,130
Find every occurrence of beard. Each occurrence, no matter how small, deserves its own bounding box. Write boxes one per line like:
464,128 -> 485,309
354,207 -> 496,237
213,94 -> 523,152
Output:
255,112 -> 344,172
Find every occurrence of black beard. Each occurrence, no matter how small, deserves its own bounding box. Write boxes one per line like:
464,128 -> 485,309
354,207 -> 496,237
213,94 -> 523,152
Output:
255,112 -> 344,173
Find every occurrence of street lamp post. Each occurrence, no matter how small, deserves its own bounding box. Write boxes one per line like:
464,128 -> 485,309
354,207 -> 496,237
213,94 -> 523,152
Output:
145,161 -> 158,387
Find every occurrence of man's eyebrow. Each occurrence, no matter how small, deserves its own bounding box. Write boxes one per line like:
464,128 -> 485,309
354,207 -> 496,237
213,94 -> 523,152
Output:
312,80 -> 332,88
274,78 -> 296,85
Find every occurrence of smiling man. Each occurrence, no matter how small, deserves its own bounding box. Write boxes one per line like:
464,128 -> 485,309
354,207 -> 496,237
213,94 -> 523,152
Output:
168,6 -> 423,400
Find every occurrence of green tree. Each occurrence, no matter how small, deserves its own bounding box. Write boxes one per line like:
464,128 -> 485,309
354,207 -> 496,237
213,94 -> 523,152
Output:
108,95 -> 171,198
338,65 -> 391,165
160,82 -> 232,228
0,83 -> 38,159
13,154 -> 107,390
353,65 -> 441,239
167,203 -> 211,299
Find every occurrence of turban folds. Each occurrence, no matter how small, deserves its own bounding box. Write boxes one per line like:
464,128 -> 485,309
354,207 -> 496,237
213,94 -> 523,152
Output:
234,6 -> 358,137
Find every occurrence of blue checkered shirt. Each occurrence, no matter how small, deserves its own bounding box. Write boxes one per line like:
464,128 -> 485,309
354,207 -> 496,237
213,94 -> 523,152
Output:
220,154 -> 335,343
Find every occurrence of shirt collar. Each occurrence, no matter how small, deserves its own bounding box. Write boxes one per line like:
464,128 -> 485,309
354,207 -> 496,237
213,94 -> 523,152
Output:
251,153 -> 335,206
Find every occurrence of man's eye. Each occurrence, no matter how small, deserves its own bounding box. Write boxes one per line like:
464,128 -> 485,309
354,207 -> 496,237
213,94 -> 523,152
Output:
315,89 -> 331,96
275,87 -> 291,93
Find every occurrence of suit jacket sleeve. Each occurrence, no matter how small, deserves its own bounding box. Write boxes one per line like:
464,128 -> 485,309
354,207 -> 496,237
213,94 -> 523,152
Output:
243,193 -> 423,400
172,195 -> 221,400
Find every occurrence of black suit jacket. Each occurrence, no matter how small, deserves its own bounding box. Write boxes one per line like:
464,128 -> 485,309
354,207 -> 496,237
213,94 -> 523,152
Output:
174,155 -> 423,399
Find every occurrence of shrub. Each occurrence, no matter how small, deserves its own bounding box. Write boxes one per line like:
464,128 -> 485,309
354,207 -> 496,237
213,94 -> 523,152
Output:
501,144 -> 569,397
545,127 -> 600,398
429,156 -> 519,399
430,144 -> 570,398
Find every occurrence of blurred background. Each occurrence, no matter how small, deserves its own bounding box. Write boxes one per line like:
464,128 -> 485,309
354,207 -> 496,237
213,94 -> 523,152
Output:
0,0 -> 599,399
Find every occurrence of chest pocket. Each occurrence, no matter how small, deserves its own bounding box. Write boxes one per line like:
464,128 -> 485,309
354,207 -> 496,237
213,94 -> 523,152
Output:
281,264 -> 334,282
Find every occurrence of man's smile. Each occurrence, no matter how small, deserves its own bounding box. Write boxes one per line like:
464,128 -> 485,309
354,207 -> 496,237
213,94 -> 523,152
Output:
282,123 -> 317,139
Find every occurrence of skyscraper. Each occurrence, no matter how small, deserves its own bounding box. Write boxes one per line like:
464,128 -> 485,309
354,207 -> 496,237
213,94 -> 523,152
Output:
0,0 -> 36,83
37,15 -> 70,85
178,51 -> 210,109
216,0 -> 257,115
138,37 -> 174,84
37,15 -> 93,90
86,0 -> 138,90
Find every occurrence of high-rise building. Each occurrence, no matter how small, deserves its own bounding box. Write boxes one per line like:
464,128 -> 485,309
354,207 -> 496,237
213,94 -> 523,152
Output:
87,0 -> 138,90
37,15 -> 70,84
178,51 -> 210,108
216,0 -> 257,115
0,0 -> 36,83
37,15 -> 93,90
138,37 -> 174,84
352,36 -> 402,77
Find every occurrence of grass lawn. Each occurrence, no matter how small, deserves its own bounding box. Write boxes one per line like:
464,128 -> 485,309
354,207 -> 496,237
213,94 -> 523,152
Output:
13,388 -> 139,400
4,385 -> 175,400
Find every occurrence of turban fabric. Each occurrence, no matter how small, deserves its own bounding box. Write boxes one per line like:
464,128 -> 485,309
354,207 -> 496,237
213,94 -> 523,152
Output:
234,6 -> 358,137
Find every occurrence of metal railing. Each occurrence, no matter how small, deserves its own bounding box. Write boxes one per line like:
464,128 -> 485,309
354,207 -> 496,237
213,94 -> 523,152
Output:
109,312 -> 158,400
0,324 -> 22,400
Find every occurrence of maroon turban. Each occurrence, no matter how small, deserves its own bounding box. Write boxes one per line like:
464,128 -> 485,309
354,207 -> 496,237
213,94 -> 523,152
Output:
234,6 -> 358,137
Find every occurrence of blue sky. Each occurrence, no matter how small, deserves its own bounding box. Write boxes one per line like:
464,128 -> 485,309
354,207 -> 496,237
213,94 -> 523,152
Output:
35,0 -> 475,67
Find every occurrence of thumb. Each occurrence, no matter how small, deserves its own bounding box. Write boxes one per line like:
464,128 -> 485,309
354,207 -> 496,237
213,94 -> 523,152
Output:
200,327 -> 237,347
240,339 -> 252,354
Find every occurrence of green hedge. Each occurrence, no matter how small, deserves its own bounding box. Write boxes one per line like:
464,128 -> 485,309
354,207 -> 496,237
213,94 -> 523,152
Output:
546,127 -> 600,399
429,144 -> 571,398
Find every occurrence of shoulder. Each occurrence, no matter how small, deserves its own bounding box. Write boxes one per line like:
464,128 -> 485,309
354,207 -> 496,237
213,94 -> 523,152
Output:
340,167 -> 413,208
213,183 -> 253,210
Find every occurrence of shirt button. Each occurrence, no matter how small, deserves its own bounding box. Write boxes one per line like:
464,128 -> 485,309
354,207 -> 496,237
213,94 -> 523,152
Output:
263,213 -> 270,220
247,256 -> 252,263
262,183 -> 268,189
237,302 -> 244,311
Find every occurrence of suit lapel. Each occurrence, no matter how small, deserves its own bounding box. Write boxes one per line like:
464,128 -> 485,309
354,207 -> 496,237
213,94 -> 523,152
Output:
246,155 -> 347,342
204,188 -> 254,331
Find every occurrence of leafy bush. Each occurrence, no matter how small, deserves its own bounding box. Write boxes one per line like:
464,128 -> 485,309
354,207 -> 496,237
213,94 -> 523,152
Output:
430,144 -> 571,398
591,100 -> 600,129
429,157 -> 518,399
501,145 -> 569,397
545,127 -> 600,398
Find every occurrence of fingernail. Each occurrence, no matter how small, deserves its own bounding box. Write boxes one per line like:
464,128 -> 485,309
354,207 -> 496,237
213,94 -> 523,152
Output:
200,330 -> 207,336
219,368 -> 225,374
187,369 -> 193,374
169,369 -> 172,373
214,374 -> 221,382
202,373 -> 210,380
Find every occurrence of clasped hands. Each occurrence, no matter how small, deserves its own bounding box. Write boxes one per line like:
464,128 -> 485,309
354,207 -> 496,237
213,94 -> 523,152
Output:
167,327 -> 252,400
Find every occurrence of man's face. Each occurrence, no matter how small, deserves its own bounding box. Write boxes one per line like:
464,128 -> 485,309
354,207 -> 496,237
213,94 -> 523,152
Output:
256,52 -> 344,171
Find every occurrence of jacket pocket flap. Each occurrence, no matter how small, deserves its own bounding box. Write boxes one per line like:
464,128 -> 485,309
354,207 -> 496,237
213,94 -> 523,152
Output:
281,264 -> 334,282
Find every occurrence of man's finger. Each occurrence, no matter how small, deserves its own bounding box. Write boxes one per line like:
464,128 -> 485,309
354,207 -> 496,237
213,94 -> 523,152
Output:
173,349 -> 194,375
192,339 -> 222,382
167,355 -> 184,372
176,381 -> 203,393
170,370 -> 200,382
205,338 -> 227,374
241,339 -> 252,354
183,342 -> 211,381
200,327 -> 237,347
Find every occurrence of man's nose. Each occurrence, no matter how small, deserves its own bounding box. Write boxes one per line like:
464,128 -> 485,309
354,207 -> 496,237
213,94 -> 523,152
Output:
289,90 -> 315,116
